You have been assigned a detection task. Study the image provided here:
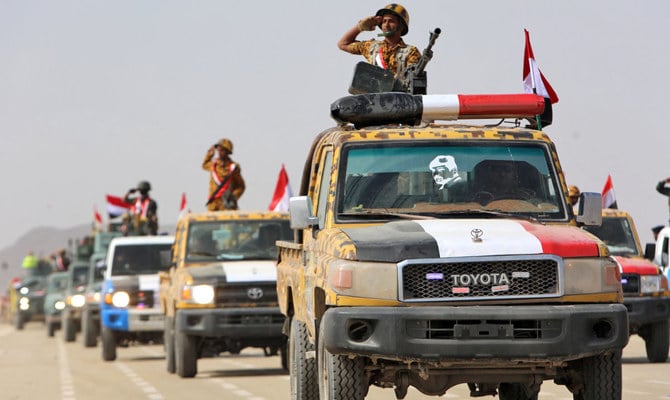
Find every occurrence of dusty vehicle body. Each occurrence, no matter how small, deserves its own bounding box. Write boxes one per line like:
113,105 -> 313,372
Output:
277,92 -> 628,399
585,208 -> 670,362
159,211 -> 292,377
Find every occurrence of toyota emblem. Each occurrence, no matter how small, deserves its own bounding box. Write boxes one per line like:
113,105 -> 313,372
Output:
471,228 -> 483,242
247,287 -> 264,300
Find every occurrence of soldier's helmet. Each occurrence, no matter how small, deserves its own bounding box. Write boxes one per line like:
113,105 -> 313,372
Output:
376,4 -> 410,36
137,180 -> 152,192
217,138 -> 234,154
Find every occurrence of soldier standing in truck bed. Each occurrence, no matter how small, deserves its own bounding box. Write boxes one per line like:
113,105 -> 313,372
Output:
338,4 -> 421,78
203,138 -> 245,211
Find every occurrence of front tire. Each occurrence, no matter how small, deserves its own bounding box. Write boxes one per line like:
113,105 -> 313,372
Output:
175,328 -> 197,378
644,320 -> 669,363
289,317 -> 318,400
101,326 -> 117,361
317,317 -> 367,400
573,350 -> 622,400
63,314 -> 76,342
82,309 -> 97,348
164,316 -> 176,374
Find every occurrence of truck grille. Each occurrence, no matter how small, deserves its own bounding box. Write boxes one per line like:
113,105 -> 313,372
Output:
620,274 -> 639,294
129,290 -> 156,308
215,282 -> 278,306
398,255 -> 562,302
406,318 -> 563,339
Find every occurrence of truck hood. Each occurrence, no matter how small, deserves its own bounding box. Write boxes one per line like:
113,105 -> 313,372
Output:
340,219 -> 601,263
614,255 -> 660,275
188,260 -> 277,283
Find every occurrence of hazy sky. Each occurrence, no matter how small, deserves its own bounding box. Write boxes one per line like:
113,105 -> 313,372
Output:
1,1 -> 669,251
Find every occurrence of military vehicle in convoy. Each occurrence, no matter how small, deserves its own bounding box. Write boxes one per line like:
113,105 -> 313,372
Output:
44,271 -> 69,337
10,260 -> 52,330
276,91 -> 628,399
62,262 -> 90,342
101,235 -> 174,361
584,208 -> 670,362
81,231 -> 121,347
159,211 -> 292,378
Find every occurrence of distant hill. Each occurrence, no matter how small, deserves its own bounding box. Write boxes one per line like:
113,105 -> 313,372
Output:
0,224 -> 175,291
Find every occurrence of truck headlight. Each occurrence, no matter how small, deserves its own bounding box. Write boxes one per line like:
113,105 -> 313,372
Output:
55,301 -> 66,310
111,291 -> 130,308
19,297 -> 30,310
181,285 -> 215,305
640,275 -> 661,294
563,257 -> 622,296
70,294 -> 86,308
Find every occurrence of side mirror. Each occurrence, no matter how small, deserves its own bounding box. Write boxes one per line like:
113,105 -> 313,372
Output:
645,243 -> 656,260
575,192 -> 602,226
289,196 -> 318,230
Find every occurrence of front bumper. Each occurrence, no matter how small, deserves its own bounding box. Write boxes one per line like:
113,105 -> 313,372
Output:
175,307 -> 284,339
624,296 -> 670,330
321,304 -> 629,363
102,307 -> 164,332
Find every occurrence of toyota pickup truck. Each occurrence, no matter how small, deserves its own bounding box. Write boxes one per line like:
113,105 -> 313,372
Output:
277,92 -> 628,399
101,235 -> 174,361
584,208 -> 670,363
159,211 -> 292,378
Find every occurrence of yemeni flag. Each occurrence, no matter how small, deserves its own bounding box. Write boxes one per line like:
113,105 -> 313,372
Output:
602,175 -> 618,209
523,29 -> 559,103
94,206 -> 103,225
269,164 -> 293,212
523,29 -> 558,128
106,194 -> 132,218
178,192 -> 189,219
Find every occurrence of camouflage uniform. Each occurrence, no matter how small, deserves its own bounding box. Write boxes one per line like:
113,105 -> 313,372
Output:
350,39 -> 421,77
202,152 -> 245,211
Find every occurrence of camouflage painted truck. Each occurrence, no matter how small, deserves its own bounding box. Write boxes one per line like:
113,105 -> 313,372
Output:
276,92 -> 629,399
159,211 -> 293,378
584,208 -> 670,362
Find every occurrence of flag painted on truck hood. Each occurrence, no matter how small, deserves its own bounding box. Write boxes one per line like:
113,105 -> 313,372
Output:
342,219 -> 600,262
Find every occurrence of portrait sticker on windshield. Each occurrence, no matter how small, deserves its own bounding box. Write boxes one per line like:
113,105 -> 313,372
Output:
429,155 -> 462,189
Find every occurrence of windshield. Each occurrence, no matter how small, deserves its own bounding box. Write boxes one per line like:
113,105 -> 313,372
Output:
584,217 -> 639,256
337,141 -> 566,220
70,265 -> 89,292
186,220 -> 292,262
111,243 -> 172,276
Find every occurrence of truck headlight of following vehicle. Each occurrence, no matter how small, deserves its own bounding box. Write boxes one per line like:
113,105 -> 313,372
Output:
70,294 -> 86,308
55,300 -> 66,310
180,284 -> 215,305
19,296 -> 30,310
110,291 -> 130,308
640,275 -> 662,294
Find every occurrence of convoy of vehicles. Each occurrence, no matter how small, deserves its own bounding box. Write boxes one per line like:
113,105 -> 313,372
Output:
276,92 -> 629,399
584,208 -> 670,363
8,26 -> 670,400
159,211 -> 292,377
100,235 -> 174,361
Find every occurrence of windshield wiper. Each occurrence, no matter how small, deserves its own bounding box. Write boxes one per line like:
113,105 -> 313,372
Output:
421,209 -> 541,223
338,209 -> 432,220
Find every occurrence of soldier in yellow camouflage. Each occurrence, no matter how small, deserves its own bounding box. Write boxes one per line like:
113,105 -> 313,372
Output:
203,138 -> 245,211
338,4 -> 421,78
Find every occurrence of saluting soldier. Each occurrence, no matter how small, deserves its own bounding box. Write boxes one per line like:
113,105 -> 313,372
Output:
338,4 -> 421,78
203,138 -> 245,211
123,180 -> 158,235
